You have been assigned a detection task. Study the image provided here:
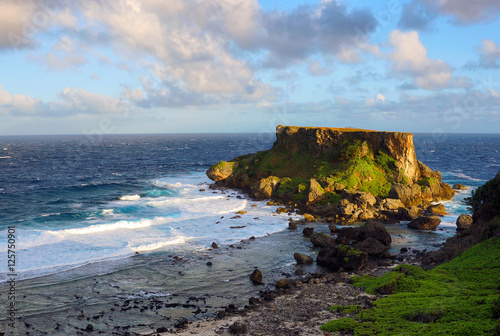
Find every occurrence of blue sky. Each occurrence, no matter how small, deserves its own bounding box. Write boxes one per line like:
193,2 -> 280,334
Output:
0,0 -> 499,135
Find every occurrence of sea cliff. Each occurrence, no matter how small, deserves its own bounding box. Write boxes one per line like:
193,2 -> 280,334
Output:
207,125 -> 454,223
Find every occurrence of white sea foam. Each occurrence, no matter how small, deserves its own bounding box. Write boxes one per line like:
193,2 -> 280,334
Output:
449,172 -> 484,182
119,194 -> 141,201
130,236 -> 190,252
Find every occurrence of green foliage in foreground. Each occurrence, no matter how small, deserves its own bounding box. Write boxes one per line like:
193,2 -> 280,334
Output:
465,171 -> 500,221
321,238 -> 500,335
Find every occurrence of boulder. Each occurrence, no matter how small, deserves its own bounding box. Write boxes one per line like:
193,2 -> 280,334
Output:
288,221 -> 298,230
206,161 -> 238,181
293,253 -> 314,265
359,220 -> 392,245
456,214 -> 473,231
408,216 -> 441,230
275,278 -> 290,289
304,213 -> 315,221
359,209 -> 375,220
310,233 -> 337,248
316,245 -> 368,271
308,178 -> 325,203
354,237 -> 389,255
382,198 -> 405,210
338,199 -> 357,216
250,269 -> 263,284
353,191 -> 377,208
453,184 -> 467,190
426,203 -> 447,216
400,206 -> 422,220
389,183 -> 422,207
336,227 -> 363,245
252,176 -> 280,199
302,227 -> 314,238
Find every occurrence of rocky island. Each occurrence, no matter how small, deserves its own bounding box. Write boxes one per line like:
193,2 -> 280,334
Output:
207,125 -> 455,226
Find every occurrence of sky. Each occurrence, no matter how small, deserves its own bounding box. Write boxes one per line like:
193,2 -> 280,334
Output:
0,0 -> 500,135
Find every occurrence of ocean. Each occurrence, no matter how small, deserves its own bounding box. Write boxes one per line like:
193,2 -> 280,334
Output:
0,132 -> 499,334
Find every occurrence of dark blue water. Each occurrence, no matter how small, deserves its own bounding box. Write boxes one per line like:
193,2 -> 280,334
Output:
0,133 -> 499,280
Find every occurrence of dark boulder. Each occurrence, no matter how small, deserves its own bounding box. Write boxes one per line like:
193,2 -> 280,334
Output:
316,245 -> 368,271
310,233 -> 337,248
293,253 -> 314,265
229,321 -> 248,334
335,227 -> 362,245
250,269 -> 263,284
359,220 -> 392,245
408,216 -> 441,230
354,237 -> 389,255
302,227 -> 314,238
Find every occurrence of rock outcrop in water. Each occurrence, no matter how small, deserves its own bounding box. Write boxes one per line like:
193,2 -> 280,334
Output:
207,126 -> 455,223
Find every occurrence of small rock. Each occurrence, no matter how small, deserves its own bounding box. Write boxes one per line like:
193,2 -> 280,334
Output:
288,221 -> 298,230
328,222 -> 337,232
250,269 -> 263,284
302,227 -> 314,237
199,189 -> 205,192
251,204 -> 257,207
456,214 -> 473,231
304,213 -> 315,221
236,211 -> 247,215
174,318 -> 189,329
293,253 -> 313,265
400,247 -> 408,253
453,184 -> 467,190
212,242 -> 218,249
157,326 -> 168,332
206,262 -> 213,266
229,321 -> 247,334
85,324 -> 94,331
275,278 -> 290,289
266,201 -> 274,206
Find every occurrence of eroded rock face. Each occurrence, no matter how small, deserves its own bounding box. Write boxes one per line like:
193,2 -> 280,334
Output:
275,125 -> 421,182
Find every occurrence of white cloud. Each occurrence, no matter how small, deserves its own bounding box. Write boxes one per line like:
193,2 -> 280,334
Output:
477,39 -> 500,68
0,86 -> 127,117
387,30 -> 452,90
0,86 -> 43,115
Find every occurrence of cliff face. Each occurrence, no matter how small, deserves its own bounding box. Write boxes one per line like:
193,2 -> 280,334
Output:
207,125 -> 454,222
274,126 -> 420,183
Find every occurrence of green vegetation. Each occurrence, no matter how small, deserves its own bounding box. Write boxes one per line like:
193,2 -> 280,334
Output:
329,304 -> 362,314
465,171 -> 500,221
230,137 -> 407,200
321,317 -> 359,333
320,192 -> 343,205
321,238 -> 500,335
